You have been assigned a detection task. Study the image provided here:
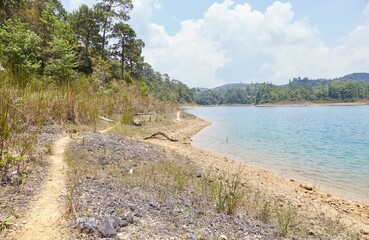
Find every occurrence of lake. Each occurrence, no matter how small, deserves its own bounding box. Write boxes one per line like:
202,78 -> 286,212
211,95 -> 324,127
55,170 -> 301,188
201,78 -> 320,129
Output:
185,106 -> 369,203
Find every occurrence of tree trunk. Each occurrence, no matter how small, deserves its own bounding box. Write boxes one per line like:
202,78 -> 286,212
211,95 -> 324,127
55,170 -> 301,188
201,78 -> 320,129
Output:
101,22 -> 107,59
121,40 -> 125,79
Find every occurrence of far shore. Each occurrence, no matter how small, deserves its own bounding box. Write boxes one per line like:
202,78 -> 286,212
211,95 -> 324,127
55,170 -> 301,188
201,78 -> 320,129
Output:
256,100 -> 369,107
144,110 -> 369,237
188,101 -> 369,108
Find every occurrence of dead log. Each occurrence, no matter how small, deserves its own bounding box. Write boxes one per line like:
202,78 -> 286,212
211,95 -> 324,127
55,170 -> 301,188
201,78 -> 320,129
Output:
144,132 -> 178,142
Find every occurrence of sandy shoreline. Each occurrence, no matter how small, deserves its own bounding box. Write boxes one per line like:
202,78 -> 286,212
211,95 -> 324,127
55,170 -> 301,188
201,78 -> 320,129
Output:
144,111 -> 369,237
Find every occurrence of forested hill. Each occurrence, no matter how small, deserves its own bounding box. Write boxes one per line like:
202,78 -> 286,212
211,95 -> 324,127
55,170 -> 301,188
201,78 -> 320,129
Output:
339,73 -> 369,82
193,73 -> 369,105
0,0 -> 193,103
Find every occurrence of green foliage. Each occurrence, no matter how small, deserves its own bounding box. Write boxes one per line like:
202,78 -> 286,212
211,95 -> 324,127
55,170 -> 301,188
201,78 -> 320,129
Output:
69,4 -> 100,62
140,63 -> 194,103
45,37 -> 78,84
0,0 -> 24,23
0,215 -> 13,232
0,0 -> 195,113
111,22 -> 144,78
276,205 -> 297,237
140,79 -> 149,96
194,78 -> 369,105
0,19 -> 41,76
194,89 -> 224,105
212,171 -> 246,215
95,0 -> 133,58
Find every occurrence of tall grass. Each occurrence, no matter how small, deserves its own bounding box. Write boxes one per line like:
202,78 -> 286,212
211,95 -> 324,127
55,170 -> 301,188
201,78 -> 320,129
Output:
0,70 -> 167,184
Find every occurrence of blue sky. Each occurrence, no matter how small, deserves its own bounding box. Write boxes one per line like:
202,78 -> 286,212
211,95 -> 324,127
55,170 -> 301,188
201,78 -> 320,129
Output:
61,0 -> 369,87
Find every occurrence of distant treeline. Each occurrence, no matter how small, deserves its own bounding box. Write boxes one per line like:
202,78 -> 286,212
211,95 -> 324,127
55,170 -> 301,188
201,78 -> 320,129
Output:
193,76 -> 369,105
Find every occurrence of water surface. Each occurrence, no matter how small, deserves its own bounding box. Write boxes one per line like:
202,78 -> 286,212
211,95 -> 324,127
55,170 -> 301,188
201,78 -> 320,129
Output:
185,106 -> 369,203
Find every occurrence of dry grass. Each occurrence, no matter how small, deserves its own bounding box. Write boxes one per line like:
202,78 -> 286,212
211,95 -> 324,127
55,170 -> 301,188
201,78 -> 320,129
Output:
0,70 -> 170,185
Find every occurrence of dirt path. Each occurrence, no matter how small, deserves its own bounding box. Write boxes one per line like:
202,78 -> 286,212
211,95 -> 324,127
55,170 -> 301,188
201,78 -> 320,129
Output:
16,136 -> 71,240
12,124 -> 119,240
176,111 -> 182,121
100,123 -> 119,134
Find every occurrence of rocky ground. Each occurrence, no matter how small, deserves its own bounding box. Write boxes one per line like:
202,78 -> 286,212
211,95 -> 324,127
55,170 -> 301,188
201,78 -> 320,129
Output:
66,132 -> 279,239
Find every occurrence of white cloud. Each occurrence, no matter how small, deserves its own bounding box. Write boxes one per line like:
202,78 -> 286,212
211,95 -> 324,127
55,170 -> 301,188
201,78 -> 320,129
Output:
130,0 -> 369,87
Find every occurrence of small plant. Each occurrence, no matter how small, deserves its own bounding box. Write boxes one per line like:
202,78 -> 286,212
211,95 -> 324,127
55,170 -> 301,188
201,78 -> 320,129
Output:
253,191 -> 272,223
45,144 -> 53,155
175,168 -> 186,192
212,171 -> 246,215
0,215 -> 14,232
276,205 -> 297,237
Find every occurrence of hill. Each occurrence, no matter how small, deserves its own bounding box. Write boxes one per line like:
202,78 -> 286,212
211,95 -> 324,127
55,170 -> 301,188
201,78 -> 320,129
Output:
213,83 -> 261,92
338,73 -> 369,82
193,73 -> 369,105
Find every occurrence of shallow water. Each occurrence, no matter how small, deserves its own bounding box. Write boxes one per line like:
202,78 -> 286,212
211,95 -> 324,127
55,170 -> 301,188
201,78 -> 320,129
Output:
185,106 -> 369,203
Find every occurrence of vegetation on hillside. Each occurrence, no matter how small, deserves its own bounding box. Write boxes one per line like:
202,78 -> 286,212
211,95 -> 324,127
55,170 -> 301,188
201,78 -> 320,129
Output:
0,0 -> 192,103
0,0 -> 193,185
194,74 -> 369,105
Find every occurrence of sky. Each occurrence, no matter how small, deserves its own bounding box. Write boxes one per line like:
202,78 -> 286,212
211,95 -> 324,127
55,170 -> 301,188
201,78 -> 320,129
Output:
61,0 -> 369,88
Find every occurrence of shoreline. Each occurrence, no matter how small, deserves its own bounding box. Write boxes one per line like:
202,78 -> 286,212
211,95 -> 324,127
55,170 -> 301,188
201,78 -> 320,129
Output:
144,111 -> 369,237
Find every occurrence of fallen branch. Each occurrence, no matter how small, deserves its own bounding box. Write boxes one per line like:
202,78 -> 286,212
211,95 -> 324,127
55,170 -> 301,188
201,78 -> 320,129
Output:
144,132 -> 178,142
99,116 -> 114,123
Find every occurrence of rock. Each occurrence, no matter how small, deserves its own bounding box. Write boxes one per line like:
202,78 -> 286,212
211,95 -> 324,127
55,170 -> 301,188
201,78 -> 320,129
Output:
149,202 -> 160,210
300,184 -> 313,191
98,218 -> 117,238
220,234 -> 228,240
77,217 -> 98,234
133,209 -> 143,218
132,120 -> 142,126
119,220 -> 129,227
196,173 -> 202,178
125,212 -> 134,224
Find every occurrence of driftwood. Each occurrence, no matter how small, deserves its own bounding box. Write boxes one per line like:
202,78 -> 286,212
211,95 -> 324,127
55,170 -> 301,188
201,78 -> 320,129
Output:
99,116 -> 114,123
144,132 -> 178,142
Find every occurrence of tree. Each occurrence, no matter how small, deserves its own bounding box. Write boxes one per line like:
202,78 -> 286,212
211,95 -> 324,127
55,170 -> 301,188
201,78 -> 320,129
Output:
38,0 -> 73,71
69,4 -> 100,57
95,0 -> 133,59
0,0 -> 24,23
44,35 -> 78,84
126,38 -> 144,77
69,4 -> 100,74
111,22 -> 136,79
0,19 -> 41,76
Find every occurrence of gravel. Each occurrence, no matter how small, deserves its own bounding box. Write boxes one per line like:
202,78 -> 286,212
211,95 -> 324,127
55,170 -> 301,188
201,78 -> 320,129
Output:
67,132 -> 280,239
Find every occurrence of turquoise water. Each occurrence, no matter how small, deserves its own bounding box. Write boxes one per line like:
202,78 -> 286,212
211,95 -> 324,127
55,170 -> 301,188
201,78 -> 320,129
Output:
185,106 -> 369,203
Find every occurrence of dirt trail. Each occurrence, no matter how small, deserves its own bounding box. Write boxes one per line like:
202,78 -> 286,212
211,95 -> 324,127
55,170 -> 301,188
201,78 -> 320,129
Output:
176,111 -> 182,121
16,136 -> 71,240
13,124 -> 118,240
100,123 -> 119,134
